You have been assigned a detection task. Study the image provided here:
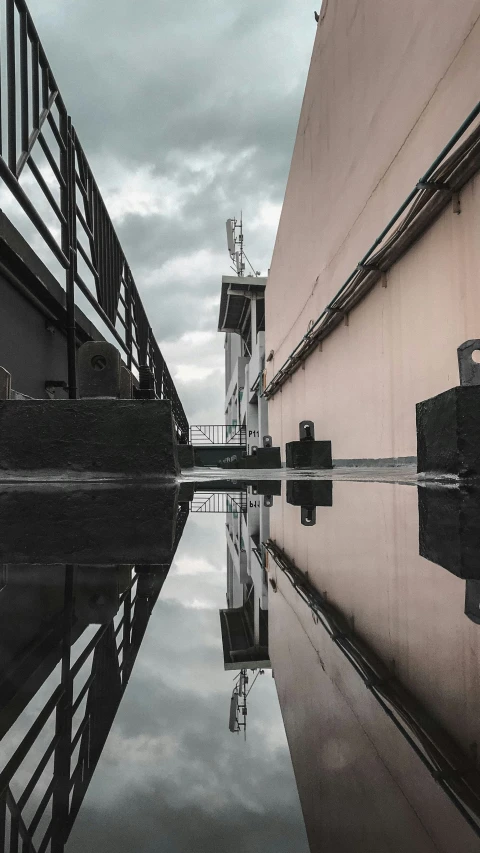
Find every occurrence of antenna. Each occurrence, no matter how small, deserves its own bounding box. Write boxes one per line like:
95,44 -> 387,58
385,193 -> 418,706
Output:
227,667 -> 265,739
229,668 -> 248,737
225,213 -> 256,277
226,219 -> 235,256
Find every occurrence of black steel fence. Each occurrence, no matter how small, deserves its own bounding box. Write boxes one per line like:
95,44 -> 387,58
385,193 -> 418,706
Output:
190,491 -> 246,513
189,425 -> 247,445
0,496 -> 189,853
0,567 -> 151,852
0,0 -> 189,441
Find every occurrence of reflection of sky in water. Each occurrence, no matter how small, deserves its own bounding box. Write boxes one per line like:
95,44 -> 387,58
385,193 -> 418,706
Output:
65,514 -> 308,853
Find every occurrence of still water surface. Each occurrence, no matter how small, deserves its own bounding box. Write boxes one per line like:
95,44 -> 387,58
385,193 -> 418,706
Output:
1,473 -> 480,852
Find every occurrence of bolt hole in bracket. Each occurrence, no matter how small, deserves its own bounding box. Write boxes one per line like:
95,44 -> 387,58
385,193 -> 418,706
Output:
299,420 -> 315,441
91,355 -> 108,371
458,340 -> 480,386
301,506 -> 316,526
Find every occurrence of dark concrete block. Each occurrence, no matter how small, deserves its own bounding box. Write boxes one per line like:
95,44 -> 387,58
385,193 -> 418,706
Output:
0,367 -> 11,400
75,565 -> 127,624
120,365 -> 133,399
251,480 -> 282,496
195,446 -> 243,468
238,447 -> 281,469
178,481 -> 195,501
177,444 -> 195,469
255,447 -> 281,468
416,385 -> 480,477
77,341 -> 121,398
418,485 -> 480,578
217,459 -> 240,470
285,440 -> 332,469
0,399 -> 179,477
465,581 -> 480,624
0,482 -> 179,563
286,480 -> 333,507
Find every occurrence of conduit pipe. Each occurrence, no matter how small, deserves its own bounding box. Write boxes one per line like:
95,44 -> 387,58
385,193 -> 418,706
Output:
264,100 -> 480,399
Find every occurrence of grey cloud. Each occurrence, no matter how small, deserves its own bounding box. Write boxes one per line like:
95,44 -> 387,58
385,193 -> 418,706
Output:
62,514 -> 307,851
23,0 -> 314,422
68,790 -> 307,853
173,371 -> 225,424
66,596 -> 307,852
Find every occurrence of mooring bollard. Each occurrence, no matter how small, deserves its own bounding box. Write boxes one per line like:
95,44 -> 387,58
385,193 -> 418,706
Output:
286,480 -> 333,527
285,421 -> 332,469
77,341 -> 122,398
417,340 -> 480,477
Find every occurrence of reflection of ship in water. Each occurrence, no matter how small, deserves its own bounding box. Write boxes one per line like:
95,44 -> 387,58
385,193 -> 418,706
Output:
265,478 -> 480,853
220,481 -> 276,672
0,483 -> 189,853
217,478 -> 337,735
214,480 -> 278,735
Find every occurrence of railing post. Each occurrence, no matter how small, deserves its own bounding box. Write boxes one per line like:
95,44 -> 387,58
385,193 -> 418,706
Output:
6,0 -> 16,174
125,269 -> 133,371
0,791 -> 5,851
61,115 -> 77,398
51,565 -> 75,853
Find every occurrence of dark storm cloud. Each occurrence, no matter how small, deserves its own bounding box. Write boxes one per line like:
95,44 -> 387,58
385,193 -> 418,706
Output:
25,0 -> 314,420
30,0 -> 309,165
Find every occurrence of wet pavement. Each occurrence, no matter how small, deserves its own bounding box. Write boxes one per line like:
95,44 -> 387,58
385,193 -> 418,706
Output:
1,468 -> 480,851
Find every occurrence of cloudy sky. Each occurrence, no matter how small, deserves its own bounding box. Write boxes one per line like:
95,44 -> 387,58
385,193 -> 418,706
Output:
64,515 -> 308,852
0,512 -> 307,852
23,0 -> 316,424
1,4 -> 316,848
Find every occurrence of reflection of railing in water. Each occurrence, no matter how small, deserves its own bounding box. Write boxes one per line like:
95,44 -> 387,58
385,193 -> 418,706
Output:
0,0 -> 188,441
0,567 -> 161,852
0,500 -> 189,852
265,540 -> 480,839
190,492 -> 246,514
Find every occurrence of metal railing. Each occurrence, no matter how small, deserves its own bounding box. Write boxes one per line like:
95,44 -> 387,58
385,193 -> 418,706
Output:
189,425 -> 247,445
190,492 -> 246,513
0,503 -> 189,852
0,0 -> 189,442
0,568 -> 150,852
263,100 -> 480,399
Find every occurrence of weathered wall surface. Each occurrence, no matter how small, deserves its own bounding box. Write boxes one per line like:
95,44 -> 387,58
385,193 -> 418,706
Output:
268,480 -> 480,850
0,209 -> 104,399
266,0 -> 480,459
0,271 -> 70,398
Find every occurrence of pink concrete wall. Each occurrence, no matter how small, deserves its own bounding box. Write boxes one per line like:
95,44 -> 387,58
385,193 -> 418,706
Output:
268,480 -> 480,850
266,0 -> 480,458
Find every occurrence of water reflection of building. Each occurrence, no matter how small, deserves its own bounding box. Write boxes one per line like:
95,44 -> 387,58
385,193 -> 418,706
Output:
219,275 -> 268,456
266,479 -> 480,853
220,484 -> 276,672
0,484 -> 188,853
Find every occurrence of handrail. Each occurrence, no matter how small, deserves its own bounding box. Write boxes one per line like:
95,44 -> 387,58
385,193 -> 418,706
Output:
0,0 -> 189,441
190,424 -> 247,445
264,99 -> 480,399
265,540 -> 480,838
